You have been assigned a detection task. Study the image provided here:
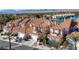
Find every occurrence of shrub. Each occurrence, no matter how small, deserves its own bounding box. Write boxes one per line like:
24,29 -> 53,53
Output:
23,34 -> 31,41
11,33 -> 18,36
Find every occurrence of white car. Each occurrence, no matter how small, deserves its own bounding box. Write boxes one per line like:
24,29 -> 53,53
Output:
1,35 -> 9,39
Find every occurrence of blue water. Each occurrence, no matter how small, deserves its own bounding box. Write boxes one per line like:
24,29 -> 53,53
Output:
56,15 -> 79,23
69,16 -> 79,20
56,19 -> 64,23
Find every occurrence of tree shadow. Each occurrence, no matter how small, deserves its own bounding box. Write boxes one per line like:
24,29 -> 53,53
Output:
60,20 -> 78,45
69,20 -> 78,34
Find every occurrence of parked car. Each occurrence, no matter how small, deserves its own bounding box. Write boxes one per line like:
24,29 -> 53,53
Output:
1,35 -> 8,39
0,32 -> 8,39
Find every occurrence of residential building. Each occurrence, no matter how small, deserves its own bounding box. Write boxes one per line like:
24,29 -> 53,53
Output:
4,15 -> 79,42
48,19 -> 79,40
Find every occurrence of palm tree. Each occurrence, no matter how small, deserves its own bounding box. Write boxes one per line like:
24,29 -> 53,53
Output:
69,32 -> 79,50
70,32 -> 79,50
37,34 -> 49,46
54,38 -> 63,49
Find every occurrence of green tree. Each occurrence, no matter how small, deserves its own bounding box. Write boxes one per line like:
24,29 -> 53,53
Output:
0,14 -> 17,24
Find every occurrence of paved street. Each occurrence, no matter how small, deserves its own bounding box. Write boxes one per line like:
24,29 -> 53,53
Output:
13,45 -> 39,50
0,33 -> 39,50
0,33 -> 52,50
0,40 -> 18,49
0,40 -> 39,50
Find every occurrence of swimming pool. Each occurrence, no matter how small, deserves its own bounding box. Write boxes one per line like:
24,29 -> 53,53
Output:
70,16 -> 79,20
56,19 -> 64,24
56,15 -> 79,23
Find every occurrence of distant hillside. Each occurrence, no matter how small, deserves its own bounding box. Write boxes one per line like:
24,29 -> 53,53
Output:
0,9 -> 79,14
0,9 -> 16,14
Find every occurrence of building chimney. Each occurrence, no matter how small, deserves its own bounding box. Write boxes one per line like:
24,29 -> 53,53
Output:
54,20 -> 57,25
33,26 -> 37,33
29,24 -> 32,27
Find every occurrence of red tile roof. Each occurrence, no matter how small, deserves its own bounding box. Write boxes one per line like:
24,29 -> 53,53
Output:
6,17 -> 79,37
50,20 -> 79,30
19,18 -> 29,25
28,18 -> 50,27
59,20 -> 71,30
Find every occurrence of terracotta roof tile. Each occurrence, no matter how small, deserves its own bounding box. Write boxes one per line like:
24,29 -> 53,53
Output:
50,20 -> 79,30
59,20 -> 71,30
26,18 -> 50,28
20,18 -> 29,25
11,18 -> 51,34
59,20 -> 79,30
